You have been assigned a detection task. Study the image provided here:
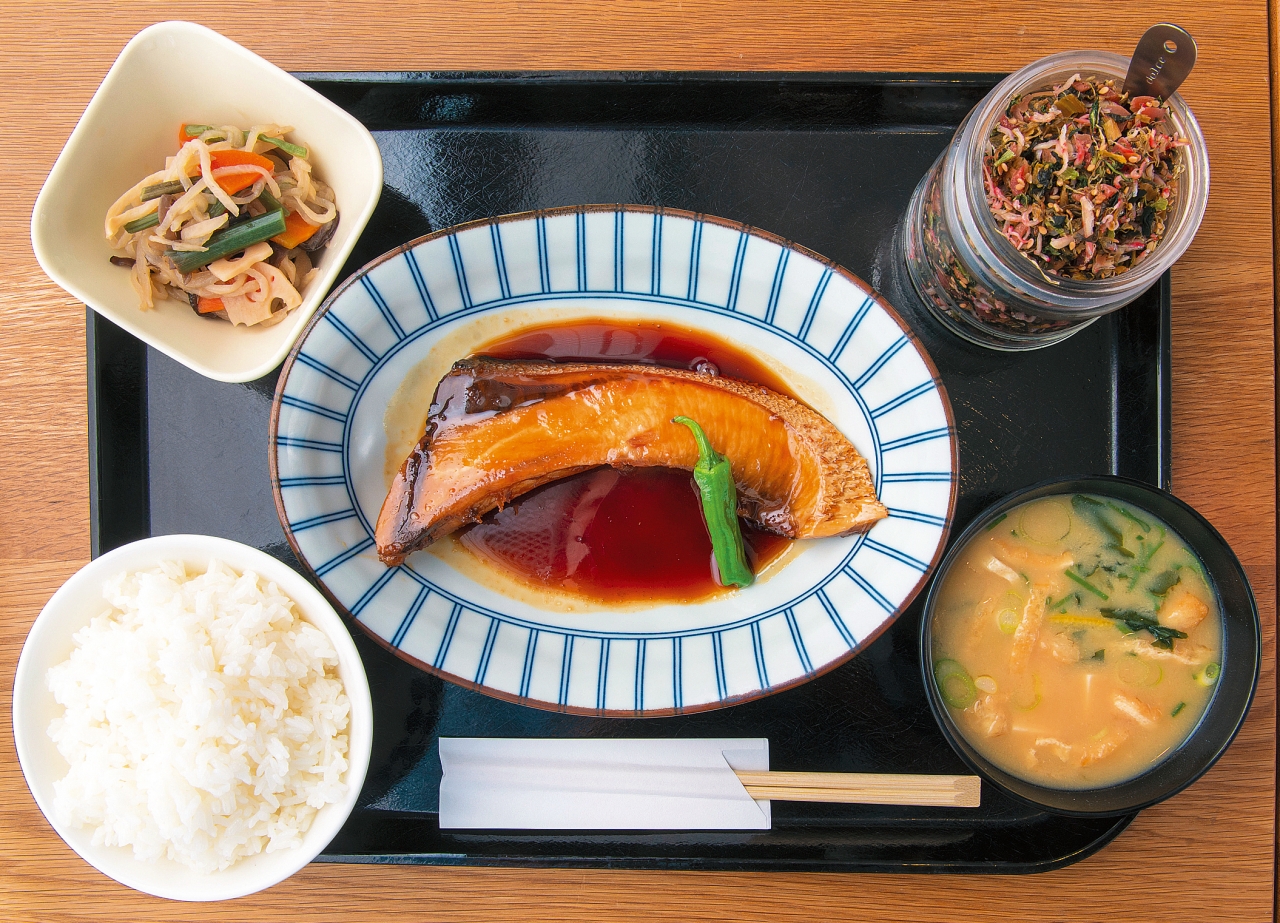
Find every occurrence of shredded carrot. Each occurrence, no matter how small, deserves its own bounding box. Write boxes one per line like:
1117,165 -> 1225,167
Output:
208,150 -> 277,195
197,296 -> 225,315
271,210 -> 321,249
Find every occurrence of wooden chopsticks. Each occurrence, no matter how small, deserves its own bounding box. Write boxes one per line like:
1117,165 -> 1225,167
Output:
732,770 -> 982,807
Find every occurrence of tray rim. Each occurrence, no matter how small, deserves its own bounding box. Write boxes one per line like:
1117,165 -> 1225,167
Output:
295,69 -> 1012,85
84,68 -> 1172,873
315,809 -> 1136,875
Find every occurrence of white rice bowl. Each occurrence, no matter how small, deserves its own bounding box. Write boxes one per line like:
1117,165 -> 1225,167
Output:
48,560 -> 350,872
13,535 -> 373,901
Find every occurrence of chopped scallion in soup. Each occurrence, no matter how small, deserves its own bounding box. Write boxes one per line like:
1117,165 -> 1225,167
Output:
930,494 -> 1221,789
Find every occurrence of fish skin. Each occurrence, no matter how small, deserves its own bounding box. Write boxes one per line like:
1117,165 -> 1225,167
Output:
375,358 -> 888,565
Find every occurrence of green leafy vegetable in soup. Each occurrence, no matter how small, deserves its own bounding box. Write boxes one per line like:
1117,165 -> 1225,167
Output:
930,494 -> 1221,789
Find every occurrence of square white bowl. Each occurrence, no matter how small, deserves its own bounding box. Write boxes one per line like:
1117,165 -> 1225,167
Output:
12,535 -> 374,901
31,21 -> 382,383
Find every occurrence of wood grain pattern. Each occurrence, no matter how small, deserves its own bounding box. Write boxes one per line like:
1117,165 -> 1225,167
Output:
0,2 -> 1272,921
732,771 -> 982,806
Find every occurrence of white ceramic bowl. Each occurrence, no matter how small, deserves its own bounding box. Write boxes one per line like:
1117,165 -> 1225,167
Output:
12,535 -> 374,901
30,21 -> 383,382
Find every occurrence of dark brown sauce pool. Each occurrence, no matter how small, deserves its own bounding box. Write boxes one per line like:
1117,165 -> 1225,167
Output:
455,319 -> 792,605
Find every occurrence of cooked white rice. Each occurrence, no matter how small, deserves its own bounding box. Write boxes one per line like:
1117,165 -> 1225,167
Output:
46,559 -> 350,873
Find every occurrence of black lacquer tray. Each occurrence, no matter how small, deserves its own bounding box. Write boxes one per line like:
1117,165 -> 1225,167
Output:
86,72 -> 1171,873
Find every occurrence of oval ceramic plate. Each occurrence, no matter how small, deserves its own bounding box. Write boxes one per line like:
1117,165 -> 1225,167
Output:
271,205 -> 956,715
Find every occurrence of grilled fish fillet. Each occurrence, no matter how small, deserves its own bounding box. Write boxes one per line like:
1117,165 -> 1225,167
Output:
376,358 -> 887,565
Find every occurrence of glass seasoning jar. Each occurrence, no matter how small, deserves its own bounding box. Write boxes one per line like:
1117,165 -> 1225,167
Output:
900,51 -> 1209,350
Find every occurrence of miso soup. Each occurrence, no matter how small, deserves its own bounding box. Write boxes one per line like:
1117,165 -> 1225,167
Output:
930,493 -> 1222,789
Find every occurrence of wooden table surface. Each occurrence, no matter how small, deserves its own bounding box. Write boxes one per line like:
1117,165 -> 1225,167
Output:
1,3 -> 1273,921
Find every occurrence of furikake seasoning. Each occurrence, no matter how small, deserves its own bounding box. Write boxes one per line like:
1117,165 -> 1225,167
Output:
985,73 -> 1187,280
915,166 -> 1078,338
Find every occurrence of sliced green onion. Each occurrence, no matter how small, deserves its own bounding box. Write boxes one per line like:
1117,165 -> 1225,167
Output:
1012,673 -> 1042,711
996,607 -> 1021,635
1018,501 -> 1071,544
262,135 -> 308,158
1065,568 -> 1109,600
1194,662 -> 1221,687
1118,654 -> 1162,687
140,180 -> 186,201
934,659 -> 977,709
1171,701 -> 1186,717
123,212 -> 160,234
984,512 -> 1008,531
184,124 -> 215,138
208,197 -> 227,219
167,209 -> 287,273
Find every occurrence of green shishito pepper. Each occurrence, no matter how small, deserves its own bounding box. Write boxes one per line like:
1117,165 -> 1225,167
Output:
672,416 -> 754,589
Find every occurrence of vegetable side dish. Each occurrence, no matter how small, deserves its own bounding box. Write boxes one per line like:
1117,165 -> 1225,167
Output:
984,74 -> 1186,280
105,123 -> 339,327
930,494 -> 1221,789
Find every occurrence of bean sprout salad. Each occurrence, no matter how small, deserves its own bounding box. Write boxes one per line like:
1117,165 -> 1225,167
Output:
105,123 -> 339,326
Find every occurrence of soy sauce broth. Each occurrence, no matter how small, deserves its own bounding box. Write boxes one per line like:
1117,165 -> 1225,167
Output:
930,494 -> 1222,789
454,320 -> 793,605
479,319 -> 792,394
